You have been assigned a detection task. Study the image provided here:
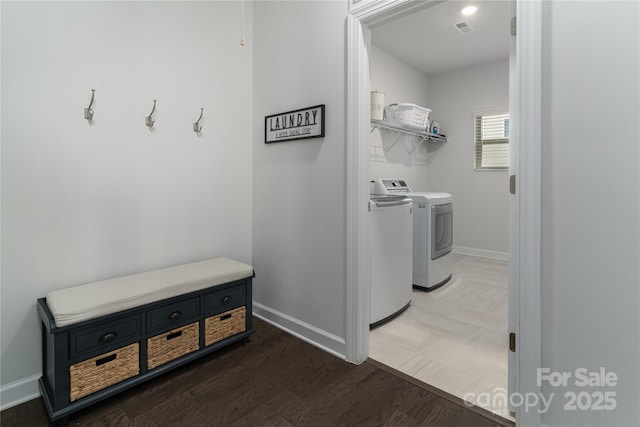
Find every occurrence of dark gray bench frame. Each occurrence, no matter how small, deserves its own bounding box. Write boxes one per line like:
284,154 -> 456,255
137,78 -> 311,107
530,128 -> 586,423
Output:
37,275 -> 253,425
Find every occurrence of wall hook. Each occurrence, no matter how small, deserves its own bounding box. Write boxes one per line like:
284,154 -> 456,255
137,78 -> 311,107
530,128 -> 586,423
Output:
193,108 -> 204,133
146,100 -> 157,128
84,89 -> 95,121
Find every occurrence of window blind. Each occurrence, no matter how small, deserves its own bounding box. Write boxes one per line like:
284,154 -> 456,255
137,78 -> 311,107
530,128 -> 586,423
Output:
475,112 -> 509,170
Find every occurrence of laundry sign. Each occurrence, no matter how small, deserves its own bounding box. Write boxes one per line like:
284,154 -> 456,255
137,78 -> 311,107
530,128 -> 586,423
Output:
265,105 -> 325,144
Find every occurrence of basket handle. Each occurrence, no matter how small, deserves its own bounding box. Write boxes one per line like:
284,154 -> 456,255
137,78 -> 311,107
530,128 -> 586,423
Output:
166,331 -> 183,341
95,354 -> 117,366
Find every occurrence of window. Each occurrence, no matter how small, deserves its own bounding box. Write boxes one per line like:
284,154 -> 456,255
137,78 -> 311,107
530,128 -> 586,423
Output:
475,112 -> 509,170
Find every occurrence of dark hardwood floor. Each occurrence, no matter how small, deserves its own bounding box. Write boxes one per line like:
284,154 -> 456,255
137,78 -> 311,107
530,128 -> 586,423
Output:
1,319 -> 513,427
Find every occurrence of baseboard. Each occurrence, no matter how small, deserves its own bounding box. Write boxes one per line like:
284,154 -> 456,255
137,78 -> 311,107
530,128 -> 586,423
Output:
453,246 -> 509,261
0,373 -> 41,411
253,301 -> 346,360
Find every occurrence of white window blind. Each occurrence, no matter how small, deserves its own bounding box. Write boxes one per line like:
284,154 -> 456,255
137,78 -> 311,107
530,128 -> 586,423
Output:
475,112 -> 509,170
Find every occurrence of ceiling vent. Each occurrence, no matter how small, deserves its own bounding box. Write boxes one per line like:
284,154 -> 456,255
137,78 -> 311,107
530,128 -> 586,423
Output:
454,20 -> 474,34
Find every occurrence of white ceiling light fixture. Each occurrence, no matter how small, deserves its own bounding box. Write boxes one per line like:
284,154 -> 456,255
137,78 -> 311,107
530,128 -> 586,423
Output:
461,5 -> 478,16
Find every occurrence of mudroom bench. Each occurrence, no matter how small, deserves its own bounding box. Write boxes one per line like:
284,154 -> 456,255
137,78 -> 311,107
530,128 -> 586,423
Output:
37,257 -> 254,425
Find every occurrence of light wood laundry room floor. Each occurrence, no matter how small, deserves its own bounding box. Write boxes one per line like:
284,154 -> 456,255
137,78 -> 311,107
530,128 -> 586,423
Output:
369,253 -> 510,419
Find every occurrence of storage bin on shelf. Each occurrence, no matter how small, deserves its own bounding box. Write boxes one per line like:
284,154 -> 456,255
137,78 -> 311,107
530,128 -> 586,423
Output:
69,343 -> 140,402
383,103 -> 431,131
205,306 -> 246,346
147,322 -> 200,370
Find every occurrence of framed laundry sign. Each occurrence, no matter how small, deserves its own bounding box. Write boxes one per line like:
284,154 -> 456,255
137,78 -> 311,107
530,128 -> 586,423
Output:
265,104 -> 325,144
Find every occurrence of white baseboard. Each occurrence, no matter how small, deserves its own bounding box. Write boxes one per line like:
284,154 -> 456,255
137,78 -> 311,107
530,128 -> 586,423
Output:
453,246 -> 509,261
0,373 -> 41,411
252,301 -> 346,360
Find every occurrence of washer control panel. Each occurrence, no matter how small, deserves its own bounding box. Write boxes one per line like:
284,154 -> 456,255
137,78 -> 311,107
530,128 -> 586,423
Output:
370,179 -> 411,194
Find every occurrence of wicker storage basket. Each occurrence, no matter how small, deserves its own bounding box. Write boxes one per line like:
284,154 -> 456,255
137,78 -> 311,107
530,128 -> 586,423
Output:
147,322 -> 199,370
205,306 -> 246,347
69,343 -> 139,402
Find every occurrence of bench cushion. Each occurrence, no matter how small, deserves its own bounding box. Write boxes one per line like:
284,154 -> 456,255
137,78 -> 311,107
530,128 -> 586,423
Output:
46,257 -> 253,328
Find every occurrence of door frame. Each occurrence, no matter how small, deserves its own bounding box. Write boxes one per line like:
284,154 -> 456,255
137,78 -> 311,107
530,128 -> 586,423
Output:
345,1 -> 542,425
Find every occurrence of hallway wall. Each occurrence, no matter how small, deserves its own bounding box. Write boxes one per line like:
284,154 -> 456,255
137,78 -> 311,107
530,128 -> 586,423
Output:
1,1 -> 253,406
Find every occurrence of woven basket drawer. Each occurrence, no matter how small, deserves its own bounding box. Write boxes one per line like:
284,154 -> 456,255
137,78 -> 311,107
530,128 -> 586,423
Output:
205,306 -> 246,347
147,322 -> 199,370
69,343 -> 139,402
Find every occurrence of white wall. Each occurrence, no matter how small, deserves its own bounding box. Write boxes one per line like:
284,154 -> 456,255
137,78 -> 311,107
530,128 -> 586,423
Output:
1,1 -> 253,407
540,1 -> 639,426
427,59 -> 509,255
369,44 -> 430,189
252,1 -> 348,356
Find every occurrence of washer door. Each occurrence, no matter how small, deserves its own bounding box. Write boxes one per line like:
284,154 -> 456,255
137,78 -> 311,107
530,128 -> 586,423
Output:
431,202 -> 453,260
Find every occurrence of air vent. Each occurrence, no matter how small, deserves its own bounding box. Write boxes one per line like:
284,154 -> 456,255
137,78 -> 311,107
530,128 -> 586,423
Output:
454,20 -> 474,34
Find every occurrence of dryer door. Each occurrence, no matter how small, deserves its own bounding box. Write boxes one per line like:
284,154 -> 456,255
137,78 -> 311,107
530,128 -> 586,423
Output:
431,202 -> 453,260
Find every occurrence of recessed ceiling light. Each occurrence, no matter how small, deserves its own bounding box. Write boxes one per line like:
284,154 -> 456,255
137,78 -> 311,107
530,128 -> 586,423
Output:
461,5 -> 478,16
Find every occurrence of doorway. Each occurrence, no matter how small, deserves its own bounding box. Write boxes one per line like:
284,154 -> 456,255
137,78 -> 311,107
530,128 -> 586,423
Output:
366,0 -> 511,418
346,0 -> 543,425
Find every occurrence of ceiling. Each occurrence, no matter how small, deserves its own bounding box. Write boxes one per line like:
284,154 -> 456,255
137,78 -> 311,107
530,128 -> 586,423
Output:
371,0 -> 510,76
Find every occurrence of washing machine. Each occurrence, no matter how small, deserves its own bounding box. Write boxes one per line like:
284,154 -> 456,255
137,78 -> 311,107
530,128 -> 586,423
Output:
369,194 -> 413,327
371,179 -> 453,291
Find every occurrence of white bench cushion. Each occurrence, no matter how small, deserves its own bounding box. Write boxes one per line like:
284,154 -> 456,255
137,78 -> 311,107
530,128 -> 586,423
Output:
46,257 -> 253,328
